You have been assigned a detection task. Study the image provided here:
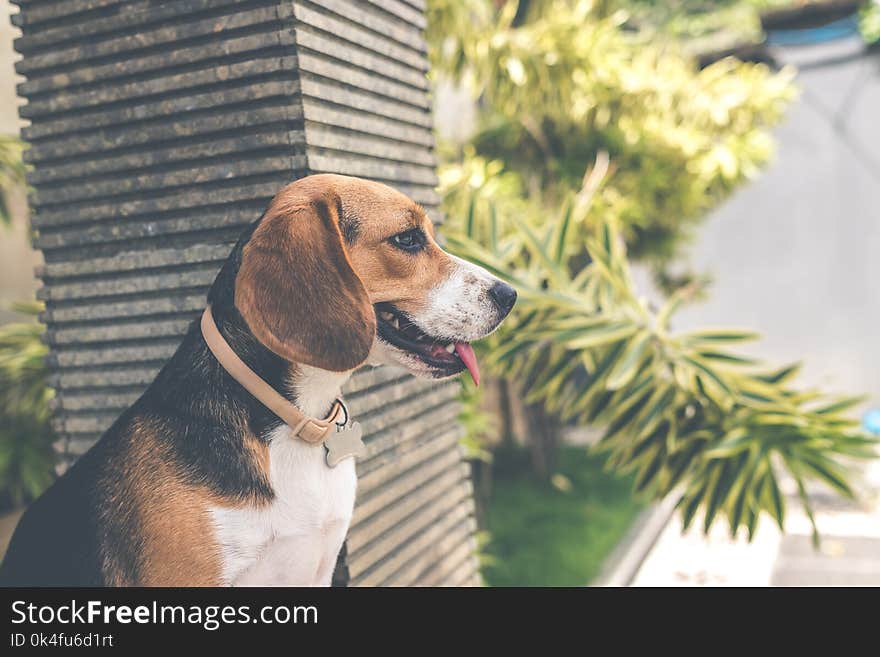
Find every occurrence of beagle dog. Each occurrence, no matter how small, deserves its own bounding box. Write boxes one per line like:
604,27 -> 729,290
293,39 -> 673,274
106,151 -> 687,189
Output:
0,174 -> 516,586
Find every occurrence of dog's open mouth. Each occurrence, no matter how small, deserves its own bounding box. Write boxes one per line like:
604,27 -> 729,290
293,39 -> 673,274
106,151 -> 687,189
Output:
374,303 -> 480,385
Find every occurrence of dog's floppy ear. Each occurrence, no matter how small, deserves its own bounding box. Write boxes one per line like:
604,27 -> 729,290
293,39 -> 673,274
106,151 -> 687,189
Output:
235,192 -> 375,372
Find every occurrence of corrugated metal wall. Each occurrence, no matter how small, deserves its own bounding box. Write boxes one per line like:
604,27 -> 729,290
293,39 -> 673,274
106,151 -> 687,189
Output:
12,0 -> 479,587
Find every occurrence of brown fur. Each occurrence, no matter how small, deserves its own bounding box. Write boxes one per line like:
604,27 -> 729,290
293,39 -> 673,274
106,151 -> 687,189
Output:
99,418 -> 270,586
134,462 -> 224,587
236,188 -> 374,372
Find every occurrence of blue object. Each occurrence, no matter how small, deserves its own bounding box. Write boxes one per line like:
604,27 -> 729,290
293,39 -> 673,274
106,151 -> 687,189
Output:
863,409 -> 880,435
766,16 -> 861,46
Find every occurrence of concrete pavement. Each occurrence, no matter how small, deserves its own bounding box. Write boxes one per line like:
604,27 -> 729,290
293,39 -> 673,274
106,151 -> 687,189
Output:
632,460 -> 880,586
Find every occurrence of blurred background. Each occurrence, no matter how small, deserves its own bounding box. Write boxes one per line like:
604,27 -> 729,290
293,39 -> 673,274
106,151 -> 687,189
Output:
1,0 -> 879,586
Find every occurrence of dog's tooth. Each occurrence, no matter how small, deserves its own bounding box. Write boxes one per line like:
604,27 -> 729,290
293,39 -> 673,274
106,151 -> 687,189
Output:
392,318 -> 400,329
380,311 -> 394,321
445,344 -> 456,353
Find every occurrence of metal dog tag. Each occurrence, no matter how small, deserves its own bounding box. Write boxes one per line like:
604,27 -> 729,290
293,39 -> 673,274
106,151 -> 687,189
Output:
325,421 -> 365,467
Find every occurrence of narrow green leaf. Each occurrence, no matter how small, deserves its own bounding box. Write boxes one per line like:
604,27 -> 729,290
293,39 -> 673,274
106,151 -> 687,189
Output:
565,323 -> 638,350
680,329 -> 762,343
563,342 -> 627,420
554,200 -> 573,264
489,201 -> 498,251
512,215 -> 563,280
656,287 -> 687,332
812,396 -> 866,416
755,362 -> 802,385
683,356 -> 734,399
633,386 -> 675,442
605,330 -> 652,390
789,466 -> 820,548
704,457 -> 740,533
746,503 -> 759,542
764,468 -> 785,531
703,427 -> 751,459
465,194 -> 476,238
602,221 -> 612,260
591,370 -> 654,426
797,453 -> 854,498
729,456 -> 766,536
635,443 -> 666,494
491,338 -> 534,367
680,482 -> 709,532
599,388 -> 653,445
525,354 -> 580,403
697,351 -> 758,366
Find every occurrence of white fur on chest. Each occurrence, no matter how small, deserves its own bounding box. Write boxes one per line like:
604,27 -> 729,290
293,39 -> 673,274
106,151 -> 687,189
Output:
209,367 -> 357,586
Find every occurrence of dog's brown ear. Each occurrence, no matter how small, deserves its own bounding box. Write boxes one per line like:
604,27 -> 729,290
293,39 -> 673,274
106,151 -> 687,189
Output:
235,193 -> 375,372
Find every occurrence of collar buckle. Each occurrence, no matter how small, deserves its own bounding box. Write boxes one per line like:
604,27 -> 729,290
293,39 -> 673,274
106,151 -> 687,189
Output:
333,398 -> 349,431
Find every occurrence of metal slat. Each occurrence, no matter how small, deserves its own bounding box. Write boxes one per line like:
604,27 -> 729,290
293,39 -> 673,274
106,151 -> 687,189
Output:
294,27 -> 428,90
292,3 -> 428,71
33,181 -> 292,247
23,75 -> 302,143
19,30 -> 284,98
297,53 -> 429,109
300,0 -> 426,52
24,105 -> 298,164
40,244 -> 231,278
15,0 -> 273,58
22,50 -> 296,120
42,293 -> 209,323
362,0 -> 427,29
301,98 -> 433,147
350,505 -> 476,586
32,155 -> 300,208
350,491 -> 475,580
414,535 -> 479,587
347,471 -> 471,552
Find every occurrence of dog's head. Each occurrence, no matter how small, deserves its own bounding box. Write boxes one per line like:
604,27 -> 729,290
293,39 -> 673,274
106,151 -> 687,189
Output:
233,174 -> 516,384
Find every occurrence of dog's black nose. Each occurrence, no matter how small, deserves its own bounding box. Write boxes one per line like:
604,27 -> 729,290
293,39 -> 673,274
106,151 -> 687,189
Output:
489,281 -> 517,317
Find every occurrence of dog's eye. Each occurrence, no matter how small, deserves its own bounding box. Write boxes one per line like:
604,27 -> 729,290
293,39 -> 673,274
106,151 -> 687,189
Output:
390,228 -> 426,252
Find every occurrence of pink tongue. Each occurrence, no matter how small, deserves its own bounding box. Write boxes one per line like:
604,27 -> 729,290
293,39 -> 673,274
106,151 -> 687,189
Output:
454,342 -> 480,386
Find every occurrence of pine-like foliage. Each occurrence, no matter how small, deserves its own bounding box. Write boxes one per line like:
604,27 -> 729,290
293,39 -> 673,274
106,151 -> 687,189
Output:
447,178 -> 875,543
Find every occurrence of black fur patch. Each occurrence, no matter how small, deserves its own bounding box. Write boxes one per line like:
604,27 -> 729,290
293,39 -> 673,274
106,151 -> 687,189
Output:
0,213 -> 312,585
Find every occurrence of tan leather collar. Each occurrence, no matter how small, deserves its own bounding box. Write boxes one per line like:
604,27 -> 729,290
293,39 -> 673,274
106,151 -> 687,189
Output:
200,305 -> 345,444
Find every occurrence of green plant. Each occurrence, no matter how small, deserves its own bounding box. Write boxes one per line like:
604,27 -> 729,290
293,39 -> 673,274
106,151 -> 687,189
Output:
0,135 -> 26,227
0,302 -> 56,508
484,446 -> 643,586
0,134 -> 52,509
860,1 -> 880,44
613,0 -> 791,50
428,0 -> 796,284
447,170 -> 876,544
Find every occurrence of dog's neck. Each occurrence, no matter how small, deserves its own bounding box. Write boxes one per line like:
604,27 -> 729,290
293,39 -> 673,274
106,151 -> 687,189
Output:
209,301 -> 352,429
289,363 -> 353,420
